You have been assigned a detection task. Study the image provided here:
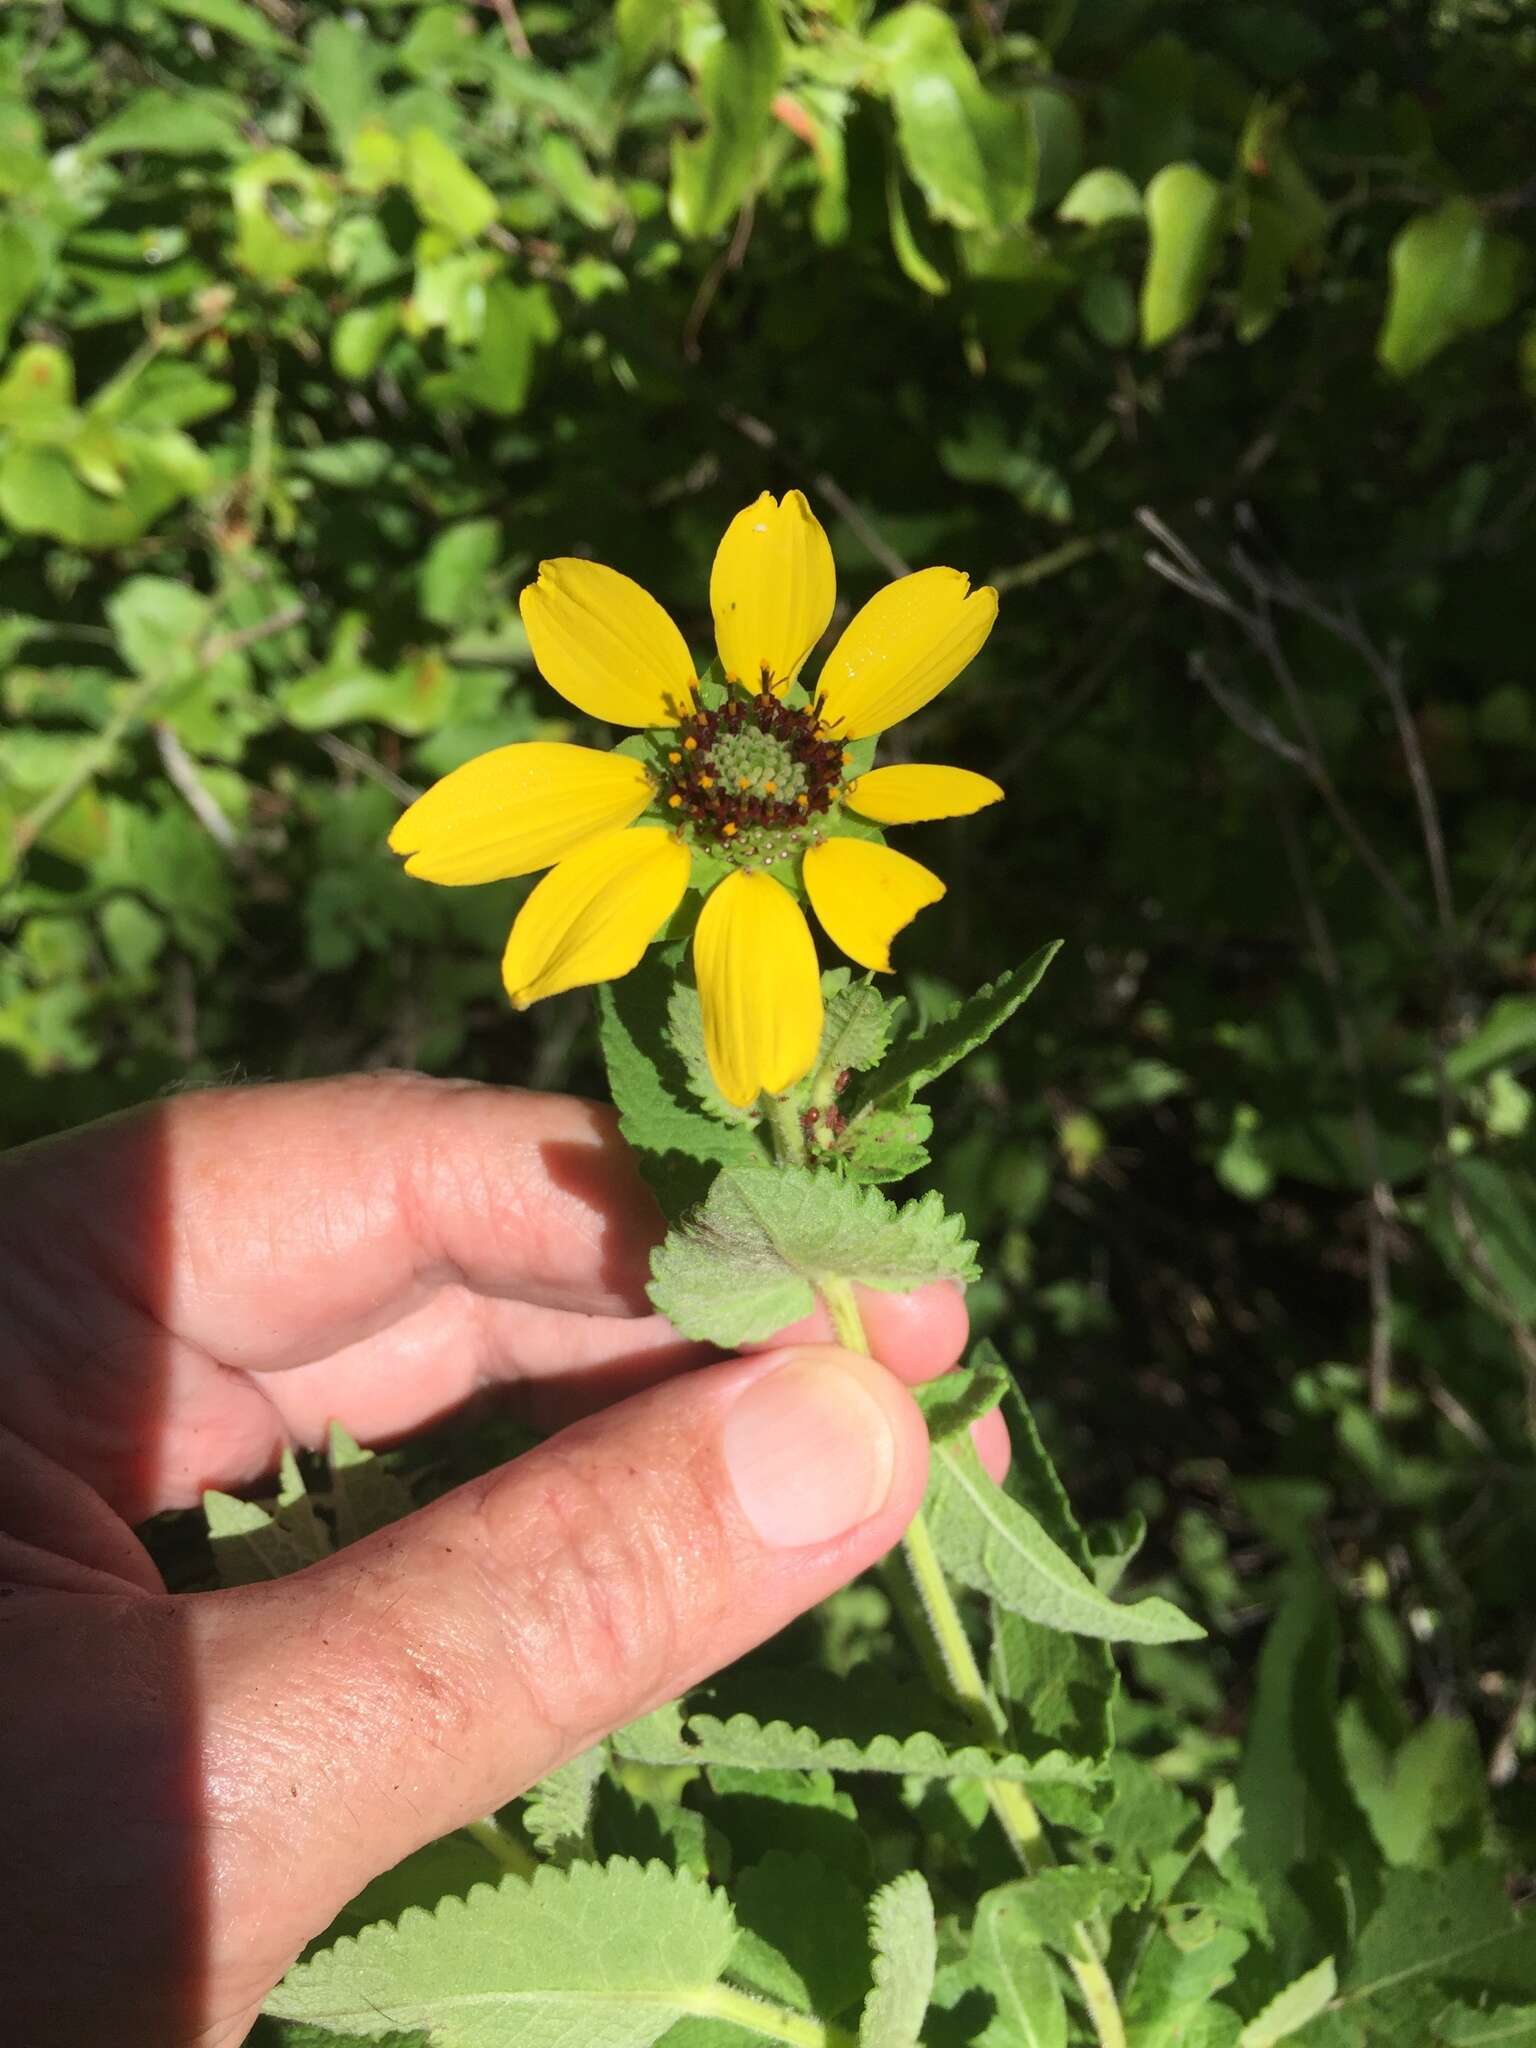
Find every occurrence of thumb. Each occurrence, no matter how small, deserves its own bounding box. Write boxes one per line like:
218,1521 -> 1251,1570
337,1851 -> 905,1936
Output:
203,1343 -> 929,1965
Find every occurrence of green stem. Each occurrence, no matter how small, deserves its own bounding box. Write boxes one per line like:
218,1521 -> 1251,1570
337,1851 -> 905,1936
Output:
761,1090 -> 805,1166
683,1983 -> 858,2048
462,1815 -> 539,1880
815,1273 -> 1126,2048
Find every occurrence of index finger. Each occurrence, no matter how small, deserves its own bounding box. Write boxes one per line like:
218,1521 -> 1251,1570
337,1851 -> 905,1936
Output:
3,1073 -> 664,1379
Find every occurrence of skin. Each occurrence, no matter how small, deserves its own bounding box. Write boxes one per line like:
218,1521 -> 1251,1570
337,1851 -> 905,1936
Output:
0,1072 -> 1006,2046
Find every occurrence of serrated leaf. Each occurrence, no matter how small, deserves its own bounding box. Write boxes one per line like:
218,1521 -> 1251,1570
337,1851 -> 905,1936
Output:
614,1688 -> 1098,1788
1203,1785 -> 1245,1870
329,1423 -> 414,1547
1239,1957 -> 1338,2046
521,1746 -> 604,1864
860,1871 -> 935,2048
600,962 -> 764,1218
203,1485 -> 329,1586
264,1859 -> 738,2044
814,970 -> 898,1081
649,1167 -> 977,1345
855,946 -> 1060,1117
927,1426 -> 1204,1643
667,978 -> 760,1126
837,1103 -> 934,1185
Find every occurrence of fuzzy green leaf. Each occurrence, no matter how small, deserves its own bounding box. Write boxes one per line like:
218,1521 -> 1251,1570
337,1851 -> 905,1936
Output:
964,1886 -> 1069,2047
927,1427 -> 1205,1643
860,1871 -> 936,2048
667,979 -> 760,1126
855,945 -> 1061,1117
836,1104 -> 934,1185
729,1851 -> 872,2019
977,1869 -> 1146,1960
648,1167 -> 978,1345
913,1355 -> 1011,1444
1340,1864 -> 1536,2010
614,1693 -> 1098,1787
264,1859 -> 738,2043
520,1746 -> 605,1864
328,1422 -> 414,1548
599,962 -> 763,1218
814,969 -> 899,1082
203,1484 -> 329,1586
1238,1957 -> 1338,2047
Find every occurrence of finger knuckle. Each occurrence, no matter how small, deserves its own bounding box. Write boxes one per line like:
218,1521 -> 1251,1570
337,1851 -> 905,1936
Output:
474,1443 -> 717,1745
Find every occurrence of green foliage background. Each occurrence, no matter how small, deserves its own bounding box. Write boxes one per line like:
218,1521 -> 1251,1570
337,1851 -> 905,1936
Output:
5,0 -> 1536,2038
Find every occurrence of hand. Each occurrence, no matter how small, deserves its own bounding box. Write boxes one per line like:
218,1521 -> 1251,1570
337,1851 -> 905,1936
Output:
0,1074 -> 1000,2047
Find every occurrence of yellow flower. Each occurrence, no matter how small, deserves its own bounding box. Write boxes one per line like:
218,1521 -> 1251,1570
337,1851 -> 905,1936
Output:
390,490 -> 1001,1108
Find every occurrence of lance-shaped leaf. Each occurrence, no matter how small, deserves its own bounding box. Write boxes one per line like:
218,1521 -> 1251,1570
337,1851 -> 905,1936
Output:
926,1427 -> 1204,1643
861,1871 -> 936,2048
648,1167 -> 978,1345
852,943 -> 1061,1117
264,1859 -> 737,2044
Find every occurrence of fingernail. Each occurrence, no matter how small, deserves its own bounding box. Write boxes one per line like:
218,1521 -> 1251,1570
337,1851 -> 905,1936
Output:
723,1355 -> 896,1548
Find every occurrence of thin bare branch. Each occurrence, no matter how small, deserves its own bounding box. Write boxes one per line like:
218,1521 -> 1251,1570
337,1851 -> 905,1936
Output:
317,734 -> 421,806
154,724 -> 238,851
1274,793 -> 1398,1413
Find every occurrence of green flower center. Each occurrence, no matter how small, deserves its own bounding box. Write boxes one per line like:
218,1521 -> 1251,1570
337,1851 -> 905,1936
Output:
663,687 -> 845,866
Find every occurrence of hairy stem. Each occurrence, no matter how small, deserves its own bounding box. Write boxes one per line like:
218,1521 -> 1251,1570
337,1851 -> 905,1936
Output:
816,1272 -> 1126,2048
462,1815 -> 539,1880
684,1983 -> 858,2047
761,1090 -> 805,1167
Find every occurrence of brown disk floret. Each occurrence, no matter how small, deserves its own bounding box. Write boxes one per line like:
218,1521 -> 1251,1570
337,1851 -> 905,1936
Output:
664,685 -> 844,843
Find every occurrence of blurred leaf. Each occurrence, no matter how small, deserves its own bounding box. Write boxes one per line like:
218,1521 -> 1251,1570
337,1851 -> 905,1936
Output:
871,3 -> 1036,233
1059,166 -> 1144,226
1141,162 -> 1227,347
419,518 -> 503,628
670,0 -> 783,239
1379,199 -> 1529,378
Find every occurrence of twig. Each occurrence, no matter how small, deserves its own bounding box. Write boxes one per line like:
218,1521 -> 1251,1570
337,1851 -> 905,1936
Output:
154,724 -> 238,850
1273,795 -> 1398,1413
316,734 -> 421,806
1489,1634 -> 1536,1787
203,601 -> 307,665
483,0 -> 531,58
1139,509 -> 1430,941
12,602 -> 306,861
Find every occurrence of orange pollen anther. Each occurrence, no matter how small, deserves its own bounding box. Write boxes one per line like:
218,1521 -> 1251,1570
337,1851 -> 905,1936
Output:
699,774 -> 714,789
683,736 -> 698,751
667,793 -> 682,808
723,821 -> 738,837
667,750 -> 681,764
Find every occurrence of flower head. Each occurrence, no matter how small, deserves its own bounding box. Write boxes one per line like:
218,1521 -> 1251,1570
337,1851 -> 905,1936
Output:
390,491 -> 1001,1107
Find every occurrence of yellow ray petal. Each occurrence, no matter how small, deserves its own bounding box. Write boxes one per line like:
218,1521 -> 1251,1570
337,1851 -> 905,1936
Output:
389,743 -> 655,884
693,869 -> 824,1108
502,826 -> 691,1006
844,762 -> 1003,825
814,567 -> 998,740
520,558 -> 697,727
710,489 -> 836,694
803,837 -> 945,973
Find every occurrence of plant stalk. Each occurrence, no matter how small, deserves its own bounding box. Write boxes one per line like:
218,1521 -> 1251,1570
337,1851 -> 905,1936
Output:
684,1983 -> 858,2047
816,1272 -> 1126,2048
